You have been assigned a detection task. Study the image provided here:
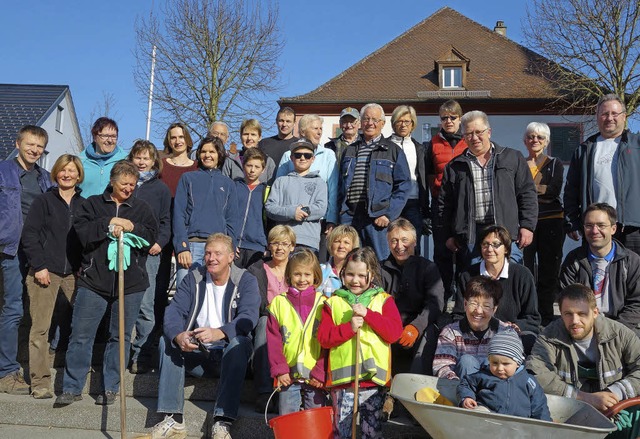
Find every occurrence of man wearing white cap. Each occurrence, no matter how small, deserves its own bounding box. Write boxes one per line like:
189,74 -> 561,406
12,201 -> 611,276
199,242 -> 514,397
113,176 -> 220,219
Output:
325,107 -> 360,163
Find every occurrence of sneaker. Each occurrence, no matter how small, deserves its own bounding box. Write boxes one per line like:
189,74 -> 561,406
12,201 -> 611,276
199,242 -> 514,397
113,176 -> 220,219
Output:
211,420 -> 232,439
54,392 -> 82,407
32,388 -> 54,399
150,415 -> 187,439
0,370 -> 30,395
95,391 -> 117,405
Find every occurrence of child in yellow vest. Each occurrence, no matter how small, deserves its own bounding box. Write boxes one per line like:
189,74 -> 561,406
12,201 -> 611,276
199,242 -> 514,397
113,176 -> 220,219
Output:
267,249 -> 328,414
317,247 -> 403,438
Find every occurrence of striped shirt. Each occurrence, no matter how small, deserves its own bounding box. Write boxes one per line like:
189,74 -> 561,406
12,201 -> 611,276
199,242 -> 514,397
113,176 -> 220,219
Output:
466,145 -> 495,223
346,136 -> 381,209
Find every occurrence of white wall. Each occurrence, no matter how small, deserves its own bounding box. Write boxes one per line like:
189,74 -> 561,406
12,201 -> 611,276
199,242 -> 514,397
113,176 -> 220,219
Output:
39,91 -> 82,170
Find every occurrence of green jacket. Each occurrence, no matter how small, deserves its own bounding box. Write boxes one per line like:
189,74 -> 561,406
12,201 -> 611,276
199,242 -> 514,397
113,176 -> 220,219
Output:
526,316 -> 640,400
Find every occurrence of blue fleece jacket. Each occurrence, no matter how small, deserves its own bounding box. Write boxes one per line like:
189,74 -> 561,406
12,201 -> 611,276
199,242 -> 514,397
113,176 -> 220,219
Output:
133,174 -> 172,248
265,171 -> 327,251
234,178 -> 267,252
276,144 -> 339,224
163,265 -> 260,345
172,167 -> 238,254
457,364 -> 552,421
79,143 -> 127,197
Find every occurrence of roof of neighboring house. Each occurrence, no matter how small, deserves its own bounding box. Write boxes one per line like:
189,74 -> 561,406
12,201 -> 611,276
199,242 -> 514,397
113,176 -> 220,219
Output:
0,84 -> 70,158
280,7 -> 560,108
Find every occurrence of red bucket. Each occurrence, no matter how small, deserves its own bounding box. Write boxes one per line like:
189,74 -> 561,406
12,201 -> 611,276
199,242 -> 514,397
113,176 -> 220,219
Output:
268,406 -> 334,439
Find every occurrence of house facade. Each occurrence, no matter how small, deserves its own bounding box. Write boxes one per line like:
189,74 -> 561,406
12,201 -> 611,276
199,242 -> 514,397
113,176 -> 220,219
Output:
279,7 -> 594,161
0,84 -> 82,170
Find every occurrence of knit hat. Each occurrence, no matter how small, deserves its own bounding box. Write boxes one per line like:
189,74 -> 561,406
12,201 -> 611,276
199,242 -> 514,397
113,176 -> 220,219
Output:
488,330 -> 525,366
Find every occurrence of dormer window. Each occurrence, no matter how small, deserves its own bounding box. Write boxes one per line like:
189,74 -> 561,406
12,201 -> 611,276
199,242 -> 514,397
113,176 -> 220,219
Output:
442,67 -> 462,88
436,46 -> 469,89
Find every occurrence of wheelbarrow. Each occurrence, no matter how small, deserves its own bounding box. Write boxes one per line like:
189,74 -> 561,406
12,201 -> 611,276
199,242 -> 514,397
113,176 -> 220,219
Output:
390,374 -> 619,439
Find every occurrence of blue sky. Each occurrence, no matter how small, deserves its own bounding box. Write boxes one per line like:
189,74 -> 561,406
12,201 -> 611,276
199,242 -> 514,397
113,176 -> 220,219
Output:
0,0 -> 529,148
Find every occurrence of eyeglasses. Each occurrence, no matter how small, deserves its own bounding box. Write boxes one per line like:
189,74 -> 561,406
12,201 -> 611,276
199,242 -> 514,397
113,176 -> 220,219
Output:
583,223 -> 612,231
210,131 -> 227,138
440,115 -> 459,122
480,241 -> 504,250
527,134 -> 546,141
341,120 -> 358,127
362,117 -> 383,125
466,301 -> 495,312
463,128 -> 489,139
394,120 -> 413,126
292,152 -> 313,160
269,241 -> 292,248
97,134 -> 118,141
599,111 -> 625,119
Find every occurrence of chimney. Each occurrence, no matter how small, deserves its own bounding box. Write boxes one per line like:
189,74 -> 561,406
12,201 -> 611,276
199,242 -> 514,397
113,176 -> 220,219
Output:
494,20 -> 507,36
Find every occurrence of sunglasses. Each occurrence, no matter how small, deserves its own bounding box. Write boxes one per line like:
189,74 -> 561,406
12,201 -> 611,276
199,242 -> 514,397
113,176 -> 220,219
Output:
292,152 -> 313,160
440,115 -> 459,121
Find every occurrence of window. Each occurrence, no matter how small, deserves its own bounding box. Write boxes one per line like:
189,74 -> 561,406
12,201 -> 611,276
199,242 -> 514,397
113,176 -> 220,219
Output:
442,67 -> 462,88
55,105 -> 64,133
548,124 -> 582,162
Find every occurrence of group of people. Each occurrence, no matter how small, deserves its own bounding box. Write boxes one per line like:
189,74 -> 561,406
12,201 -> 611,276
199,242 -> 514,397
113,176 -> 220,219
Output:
0,92 -> 639,439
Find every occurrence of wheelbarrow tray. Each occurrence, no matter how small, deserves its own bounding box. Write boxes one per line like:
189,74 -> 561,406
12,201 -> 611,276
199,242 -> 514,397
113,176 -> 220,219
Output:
390,373 -> 616,439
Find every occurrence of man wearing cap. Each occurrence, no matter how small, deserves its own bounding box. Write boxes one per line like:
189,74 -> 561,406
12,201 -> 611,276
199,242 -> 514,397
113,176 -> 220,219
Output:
458,330 -> 551,420
527,284 -> 640,417
259,106 -> 298,167
339,103 -> 411,260
266,139 -> 328,252
326,107 -> 361,163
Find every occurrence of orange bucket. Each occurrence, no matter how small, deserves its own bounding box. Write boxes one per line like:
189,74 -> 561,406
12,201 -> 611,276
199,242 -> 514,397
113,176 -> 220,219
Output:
268,406 -> 334,439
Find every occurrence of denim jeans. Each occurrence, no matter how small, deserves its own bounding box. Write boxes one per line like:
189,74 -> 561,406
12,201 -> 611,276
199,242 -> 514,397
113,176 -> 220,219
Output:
131,254 -> 161,364
401,200 -> 424,255
341,212 -> 390,261
157,334 -> 253,420
175,242 -> 206,289
455,354 -> 486,378
62,287 -> 144,394
252,315 -> 272,394
0,251 -> 27,378
278,382 -> 326,415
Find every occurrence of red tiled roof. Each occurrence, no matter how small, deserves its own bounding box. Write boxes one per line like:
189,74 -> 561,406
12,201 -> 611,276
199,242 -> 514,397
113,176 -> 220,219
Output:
280,7 -> 558,105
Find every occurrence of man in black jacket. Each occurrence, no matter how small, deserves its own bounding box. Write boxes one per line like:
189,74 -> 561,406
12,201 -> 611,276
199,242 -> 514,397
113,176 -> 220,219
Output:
437,110 -> 538,270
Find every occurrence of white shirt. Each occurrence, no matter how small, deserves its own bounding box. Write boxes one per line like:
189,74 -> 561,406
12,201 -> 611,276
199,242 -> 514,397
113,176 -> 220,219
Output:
390,134 -> 419,199
480,259 -> 510,279
592,136 -> 620,208
195,272 -> 228,347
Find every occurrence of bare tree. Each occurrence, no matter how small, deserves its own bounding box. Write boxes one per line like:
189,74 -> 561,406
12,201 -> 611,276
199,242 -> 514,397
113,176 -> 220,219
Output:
80,91 -> 120,147
134,0 -> 284,140
523,0 -> 640,116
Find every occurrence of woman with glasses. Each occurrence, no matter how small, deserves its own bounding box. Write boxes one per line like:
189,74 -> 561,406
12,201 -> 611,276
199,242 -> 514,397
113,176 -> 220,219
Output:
390,105 -> 429,255
247,225 -> 296,413
452,225 -> 541,353
275,114 -> 338,262
426,100 -> 467,303
522,122 -> 565,326
433,276 -> 512,380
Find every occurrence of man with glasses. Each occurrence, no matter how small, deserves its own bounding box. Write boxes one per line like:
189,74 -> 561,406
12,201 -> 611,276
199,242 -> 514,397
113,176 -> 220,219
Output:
325,107 -> 360,163
338,103 -> 411,260
565,94 -> 640,256
426,100 -> 468,302
560,203 -> 640,336
437,110 -> 538,269
258,106 -> 298,167
79,117 -> 126,197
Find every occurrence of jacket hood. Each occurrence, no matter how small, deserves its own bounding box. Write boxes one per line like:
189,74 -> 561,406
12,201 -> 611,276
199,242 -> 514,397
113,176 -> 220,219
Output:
84,142 -> 122,161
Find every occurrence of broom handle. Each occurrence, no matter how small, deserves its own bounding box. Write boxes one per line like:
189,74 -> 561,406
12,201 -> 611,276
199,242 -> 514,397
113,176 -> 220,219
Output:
118,234 -> 127,438
352,329 -> 361,439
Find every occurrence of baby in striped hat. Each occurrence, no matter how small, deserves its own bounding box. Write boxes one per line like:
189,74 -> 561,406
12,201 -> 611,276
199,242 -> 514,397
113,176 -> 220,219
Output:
457,330 -> 552,420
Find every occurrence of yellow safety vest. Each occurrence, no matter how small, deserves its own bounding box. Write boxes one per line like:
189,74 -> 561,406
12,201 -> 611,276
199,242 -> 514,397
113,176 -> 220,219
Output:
325,293 -> 392,387
268,292 -> 325,379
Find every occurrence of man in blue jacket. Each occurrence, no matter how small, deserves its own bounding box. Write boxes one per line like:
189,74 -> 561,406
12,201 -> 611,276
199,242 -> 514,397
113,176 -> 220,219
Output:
339,103 -> 411,260
0,125 -> 51,395
148,233 -> 260,439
